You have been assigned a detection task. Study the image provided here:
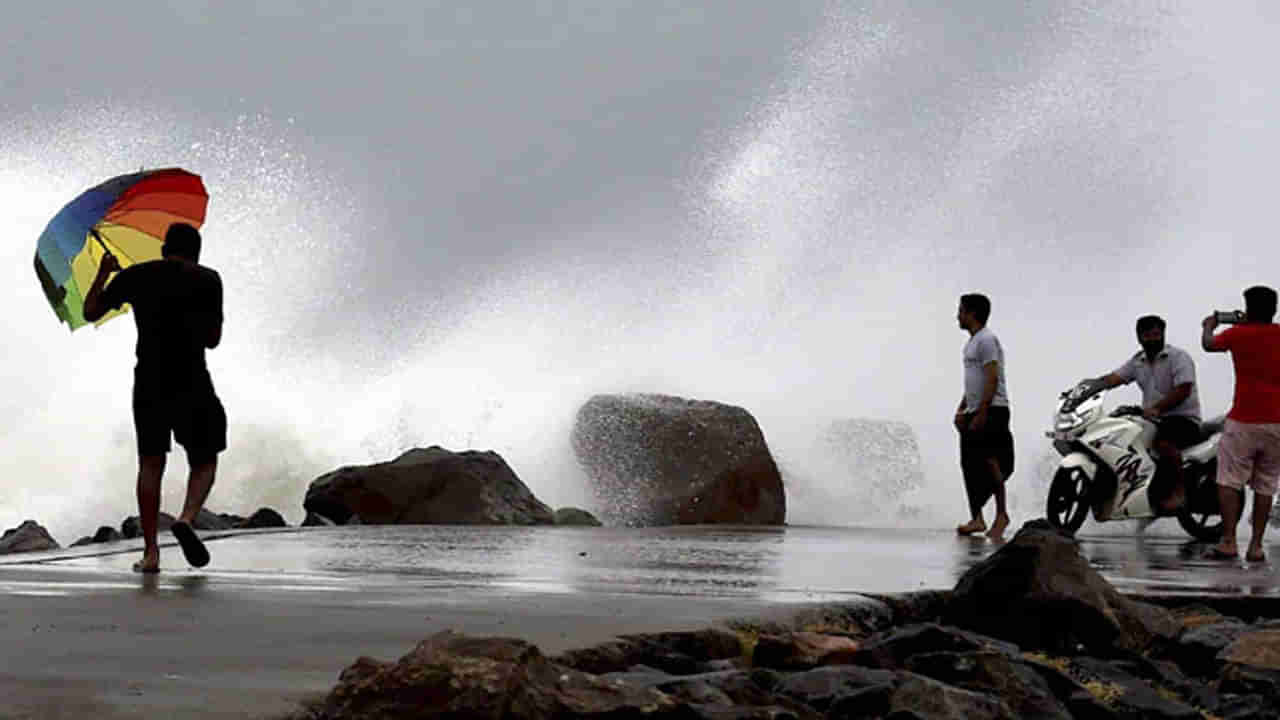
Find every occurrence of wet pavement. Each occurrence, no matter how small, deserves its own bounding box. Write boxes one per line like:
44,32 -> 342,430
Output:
2,523 -> 1276,601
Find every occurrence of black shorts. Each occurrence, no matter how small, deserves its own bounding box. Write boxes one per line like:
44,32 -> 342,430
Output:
1156,415 -> 1201,450
959,406 -> 1015,480
132,370 -> 226,462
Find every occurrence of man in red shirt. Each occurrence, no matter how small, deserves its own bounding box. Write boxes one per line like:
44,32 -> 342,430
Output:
1202,285 -> 1280,562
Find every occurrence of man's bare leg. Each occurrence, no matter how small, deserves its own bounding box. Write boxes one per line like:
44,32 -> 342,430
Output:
1246,492 -> 1273,563
1154,440 -> 1187,514
176,456 -> 217,525
985,457 -> 1010,539
135,454 -> 166,572
1214,484 -> 1242,557
957,448 -> 987,535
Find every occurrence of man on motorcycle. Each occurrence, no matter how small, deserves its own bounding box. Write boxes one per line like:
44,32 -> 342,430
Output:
1086,315 -> 1201,514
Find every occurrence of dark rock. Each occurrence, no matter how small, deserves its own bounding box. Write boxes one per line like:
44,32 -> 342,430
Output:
682,706 -> 811,720
1069,656 -> 1201,719
301,511 -> 335,527
1130,594 -> 1280,624
571,393 -> 785,526
903,651 -> 1072,719
597,664 -> 677,688
1168,603 -> 1231,632
122,512 -> 175,539
752,631 -> 860,671
298,630 -> 681,720
851,623 -> 1019,670
0,520 -> 59,554
1113,655 -> 1221,714
70,525 -> 124,548
304,446 -> 554,526
192,508 -> 241,531
554,628 -> 743,675
92,525 -> 123,543
1217,627 -> 1280,697
885,673 -> 1015,719
945,519 -> 1179,655
774,665 -> 898,712
1172,620 -> 1249,677
864,590 -> 952,627
826,682 -> 895,718
238,507 -> 287,528
1218,693 -> 1280,720
656,670 -> 811,713
553,507 -> 602,526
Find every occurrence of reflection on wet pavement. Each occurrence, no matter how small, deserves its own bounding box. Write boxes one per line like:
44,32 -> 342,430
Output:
1,523 -> 1276,599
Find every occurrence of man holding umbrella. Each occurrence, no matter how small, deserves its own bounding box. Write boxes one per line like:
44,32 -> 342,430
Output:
83,222 -> 224,573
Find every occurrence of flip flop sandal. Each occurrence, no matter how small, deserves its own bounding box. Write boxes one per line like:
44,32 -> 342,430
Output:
170,521 -> 210,568
132,561 -> 160,574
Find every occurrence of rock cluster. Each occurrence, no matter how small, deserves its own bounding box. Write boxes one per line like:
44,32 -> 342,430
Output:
285,521 -> 1280,719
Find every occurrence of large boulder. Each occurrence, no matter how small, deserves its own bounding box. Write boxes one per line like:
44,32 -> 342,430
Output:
944,519 -> 1179,656
571,394 -> 785,526
0,520 -> 59,555
303,446 -> 554,525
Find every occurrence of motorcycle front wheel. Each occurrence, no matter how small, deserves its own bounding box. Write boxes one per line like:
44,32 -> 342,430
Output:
1176,507 -> 1223,543
1047,466 -> 1092,534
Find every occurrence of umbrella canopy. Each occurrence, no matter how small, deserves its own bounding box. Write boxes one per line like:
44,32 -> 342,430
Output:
34,168 -> 209,330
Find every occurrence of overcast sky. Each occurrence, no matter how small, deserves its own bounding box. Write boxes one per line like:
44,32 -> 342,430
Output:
4,2 -> 828,302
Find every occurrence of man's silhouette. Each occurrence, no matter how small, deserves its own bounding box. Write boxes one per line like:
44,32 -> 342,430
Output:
84,223 -> 224,572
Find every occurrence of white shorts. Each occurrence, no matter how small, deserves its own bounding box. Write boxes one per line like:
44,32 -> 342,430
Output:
1216,419 -> 1280,497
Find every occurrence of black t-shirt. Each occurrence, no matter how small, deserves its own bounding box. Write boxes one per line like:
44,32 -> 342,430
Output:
101,259 -> 222,380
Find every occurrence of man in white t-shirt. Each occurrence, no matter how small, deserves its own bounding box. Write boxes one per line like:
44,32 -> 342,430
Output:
954,293 -> 1014,539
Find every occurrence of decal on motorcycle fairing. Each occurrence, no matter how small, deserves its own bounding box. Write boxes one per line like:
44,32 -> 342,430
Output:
1115,449 -> 1152,505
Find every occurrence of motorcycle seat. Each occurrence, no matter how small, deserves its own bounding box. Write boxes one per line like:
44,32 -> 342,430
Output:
1199,415 -> 1226,442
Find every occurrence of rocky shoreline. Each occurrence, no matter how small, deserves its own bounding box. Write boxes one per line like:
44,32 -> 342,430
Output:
281,521 -> 1280,719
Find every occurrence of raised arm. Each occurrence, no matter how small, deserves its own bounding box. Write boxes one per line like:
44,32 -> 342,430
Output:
1202,315 -> 1226,353
81,253 -> 121,322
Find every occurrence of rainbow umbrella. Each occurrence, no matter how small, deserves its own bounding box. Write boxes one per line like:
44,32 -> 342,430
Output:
34,168 -> 209,330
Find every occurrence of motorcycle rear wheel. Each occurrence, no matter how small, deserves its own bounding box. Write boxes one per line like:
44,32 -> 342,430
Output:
1176,507 -> 1223,543
1047,466 -> 1092,535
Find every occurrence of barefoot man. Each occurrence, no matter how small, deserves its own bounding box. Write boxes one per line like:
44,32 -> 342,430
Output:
1202,285 -> 1280,563
83,223 -> 224,572
954,293 -> 1014,539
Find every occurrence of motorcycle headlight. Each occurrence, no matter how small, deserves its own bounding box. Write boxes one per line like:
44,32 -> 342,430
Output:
1054,411 -> 1085,435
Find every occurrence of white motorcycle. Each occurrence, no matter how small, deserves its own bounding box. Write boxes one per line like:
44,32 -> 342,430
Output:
1045,380 -> 1224,541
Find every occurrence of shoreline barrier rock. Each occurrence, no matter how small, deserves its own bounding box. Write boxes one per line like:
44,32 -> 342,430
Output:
945,519 -> 1179,656
0,520 -> 59,555
288,585 -> 1280,720
571,393 -> 786,526
303,446 -> 554,526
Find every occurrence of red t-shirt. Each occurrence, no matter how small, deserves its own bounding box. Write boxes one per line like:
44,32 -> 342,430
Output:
1214,324 -> 1280,423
